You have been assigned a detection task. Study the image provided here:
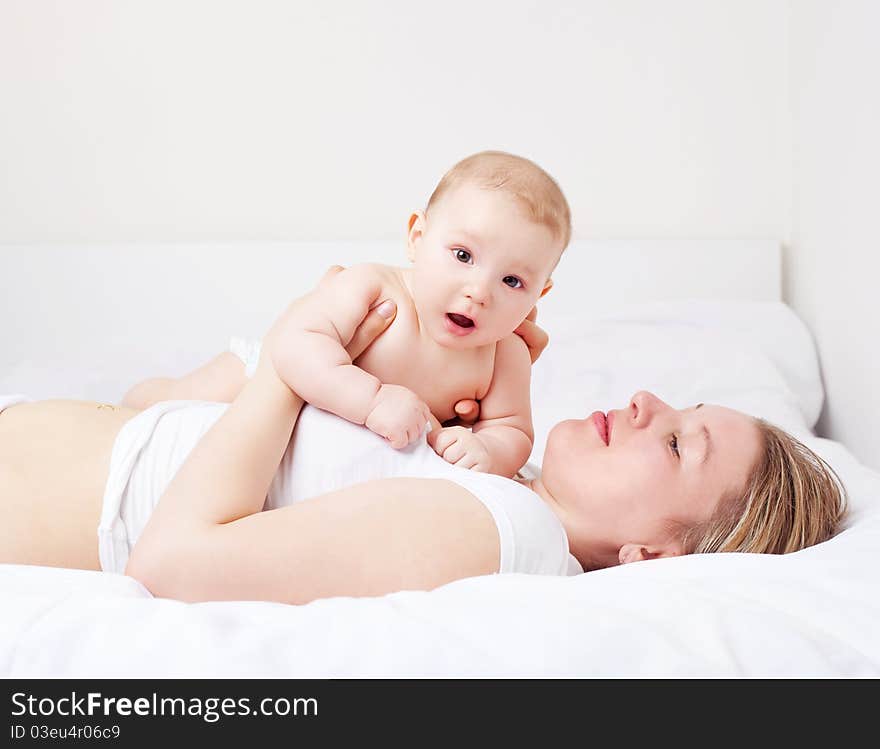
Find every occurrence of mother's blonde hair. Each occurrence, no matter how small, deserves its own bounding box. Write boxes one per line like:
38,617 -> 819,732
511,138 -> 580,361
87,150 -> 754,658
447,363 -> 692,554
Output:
681,419 -> 847,555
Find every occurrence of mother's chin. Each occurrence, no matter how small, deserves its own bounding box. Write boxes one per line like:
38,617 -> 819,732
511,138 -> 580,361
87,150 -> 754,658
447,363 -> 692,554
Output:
537,418 -> 600,486
544,416 -> 602,456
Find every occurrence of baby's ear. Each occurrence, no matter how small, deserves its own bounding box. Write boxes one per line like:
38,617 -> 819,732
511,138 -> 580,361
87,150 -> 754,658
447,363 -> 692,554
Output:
539,277 -> 554,298
406,210 -> 426,263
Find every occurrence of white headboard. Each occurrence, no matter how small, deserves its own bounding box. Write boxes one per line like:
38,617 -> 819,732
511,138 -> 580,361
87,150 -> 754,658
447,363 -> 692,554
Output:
1,239 -> 780,401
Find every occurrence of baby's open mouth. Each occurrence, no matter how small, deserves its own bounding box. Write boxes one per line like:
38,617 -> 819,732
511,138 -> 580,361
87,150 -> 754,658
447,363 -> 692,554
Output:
446,313 -> 475,329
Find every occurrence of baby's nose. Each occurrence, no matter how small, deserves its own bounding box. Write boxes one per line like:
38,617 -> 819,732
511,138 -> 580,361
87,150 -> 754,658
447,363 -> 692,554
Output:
464,278 -> 491,305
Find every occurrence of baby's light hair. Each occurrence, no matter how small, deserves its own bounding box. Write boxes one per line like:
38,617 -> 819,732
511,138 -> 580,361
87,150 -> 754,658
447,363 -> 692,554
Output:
678,419 -> 847,556
426,150 -> 572,251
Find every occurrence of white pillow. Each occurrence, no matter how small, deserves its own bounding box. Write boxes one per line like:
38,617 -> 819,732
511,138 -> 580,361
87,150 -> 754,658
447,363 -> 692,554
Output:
528,300 -> 824,466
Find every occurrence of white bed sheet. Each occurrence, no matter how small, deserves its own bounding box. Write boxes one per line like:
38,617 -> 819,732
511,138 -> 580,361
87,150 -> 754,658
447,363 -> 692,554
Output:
2,299 -> 878,677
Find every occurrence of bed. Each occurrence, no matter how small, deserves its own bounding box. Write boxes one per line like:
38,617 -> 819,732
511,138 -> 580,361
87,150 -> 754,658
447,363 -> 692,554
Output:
1,239 -> 878,677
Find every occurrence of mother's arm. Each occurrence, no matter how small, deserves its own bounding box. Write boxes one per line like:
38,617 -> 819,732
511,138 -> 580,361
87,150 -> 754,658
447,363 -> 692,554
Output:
125,298 -> 499,604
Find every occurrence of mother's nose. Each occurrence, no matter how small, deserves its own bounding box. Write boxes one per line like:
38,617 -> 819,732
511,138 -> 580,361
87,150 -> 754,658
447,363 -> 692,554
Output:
628,390 -> 669,427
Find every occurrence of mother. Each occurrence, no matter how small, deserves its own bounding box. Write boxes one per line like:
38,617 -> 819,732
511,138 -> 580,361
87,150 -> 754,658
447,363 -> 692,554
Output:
0,293 -> 846,604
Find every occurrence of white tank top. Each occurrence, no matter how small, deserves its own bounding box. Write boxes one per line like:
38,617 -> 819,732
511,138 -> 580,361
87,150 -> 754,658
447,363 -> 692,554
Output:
99,401 -> 583,577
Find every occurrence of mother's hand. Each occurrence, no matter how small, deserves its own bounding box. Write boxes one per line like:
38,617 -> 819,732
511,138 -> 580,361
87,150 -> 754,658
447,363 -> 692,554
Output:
446,306 -> 550,427
262,265 -> 398,382
319,265 -> 398,360
516,306 -> 549,365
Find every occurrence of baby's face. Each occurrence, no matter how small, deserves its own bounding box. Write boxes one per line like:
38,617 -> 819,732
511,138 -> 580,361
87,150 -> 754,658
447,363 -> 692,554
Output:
407,183 -> 562,348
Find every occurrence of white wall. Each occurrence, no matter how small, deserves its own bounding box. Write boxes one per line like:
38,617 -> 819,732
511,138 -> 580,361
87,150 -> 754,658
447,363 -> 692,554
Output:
0,0 -> 787,241
4,1 -> 876,467
786,0 -> 880,469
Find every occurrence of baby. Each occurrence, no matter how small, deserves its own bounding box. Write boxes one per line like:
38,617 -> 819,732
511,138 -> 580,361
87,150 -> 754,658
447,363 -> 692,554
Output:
124,151 -> 571,478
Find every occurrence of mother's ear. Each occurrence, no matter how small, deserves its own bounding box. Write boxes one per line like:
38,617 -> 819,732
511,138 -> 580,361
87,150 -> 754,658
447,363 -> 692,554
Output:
618,541 -> 685,565
406,210 -> 426,263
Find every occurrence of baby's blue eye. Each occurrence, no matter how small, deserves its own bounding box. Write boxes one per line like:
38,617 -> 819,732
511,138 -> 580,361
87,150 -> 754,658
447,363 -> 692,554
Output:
503,276 -> 523,289
454,249 -> 472,264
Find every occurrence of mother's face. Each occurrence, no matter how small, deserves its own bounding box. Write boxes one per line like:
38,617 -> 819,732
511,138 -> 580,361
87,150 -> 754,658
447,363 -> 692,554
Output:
541,391 -> 762,568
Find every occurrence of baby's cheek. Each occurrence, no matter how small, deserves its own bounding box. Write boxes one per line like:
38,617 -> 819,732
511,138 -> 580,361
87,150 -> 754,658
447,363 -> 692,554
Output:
516,296 -> 540,322
495,303 -> 531,333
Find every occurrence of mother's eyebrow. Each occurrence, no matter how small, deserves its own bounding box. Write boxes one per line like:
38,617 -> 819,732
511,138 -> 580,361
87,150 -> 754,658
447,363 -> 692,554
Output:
700,425 -> 713,466
691,403 -> 710,465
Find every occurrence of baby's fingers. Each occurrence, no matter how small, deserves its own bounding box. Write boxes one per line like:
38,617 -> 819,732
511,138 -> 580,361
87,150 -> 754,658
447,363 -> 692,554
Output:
440,439 -> 467,464
430,429 -> 457,456
405,424 -> 422,446
425,413 -> 444,447
387,429 -> 409,449
424,406 -> 437,432
456,453 -> 480,470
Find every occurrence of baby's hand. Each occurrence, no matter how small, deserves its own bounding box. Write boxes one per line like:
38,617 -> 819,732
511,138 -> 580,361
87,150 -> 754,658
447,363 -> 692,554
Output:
428,426 -> 492,472
365,384 -> 432,449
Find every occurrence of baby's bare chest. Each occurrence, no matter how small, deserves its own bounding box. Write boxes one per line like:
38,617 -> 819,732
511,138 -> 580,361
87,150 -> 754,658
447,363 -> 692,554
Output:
354,314 -> 495,423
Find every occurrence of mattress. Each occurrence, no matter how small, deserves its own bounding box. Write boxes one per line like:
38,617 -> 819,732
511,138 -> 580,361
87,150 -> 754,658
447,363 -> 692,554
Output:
1,296 -> 878,677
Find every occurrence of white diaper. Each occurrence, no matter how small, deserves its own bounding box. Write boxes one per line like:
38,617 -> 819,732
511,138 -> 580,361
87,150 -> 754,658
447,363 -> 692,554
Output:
97,399 -> 228,574
229,336 -> 262,378
0,394 -> 208,575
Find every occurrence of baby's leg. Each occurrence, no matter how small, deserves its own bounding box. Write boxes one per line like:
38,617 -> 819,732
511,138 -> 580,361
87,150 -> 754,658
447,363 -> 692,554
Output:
121,352 -> 247,408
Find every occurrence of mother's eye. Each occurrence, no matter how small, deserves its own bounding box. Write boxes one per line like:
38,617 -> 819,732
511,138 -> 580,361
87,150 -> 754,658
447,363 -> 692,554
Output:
669,434 -> 680,459
453,248 -> 472,263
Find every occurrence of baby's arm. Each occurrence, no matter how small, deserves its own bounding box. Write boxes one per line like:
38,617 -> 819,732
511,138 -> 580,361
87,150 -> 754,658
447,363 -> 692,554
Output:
428,334 -> 534,478
272,265 -> 431,448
